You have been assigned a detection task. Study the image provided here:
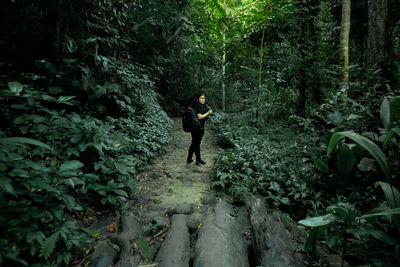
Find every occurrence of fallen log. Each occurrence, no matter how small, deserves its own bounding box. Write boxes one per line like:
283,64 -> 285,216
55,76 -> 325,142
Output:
193,201 -> 250,267
245,196 -> 306,267
113,215 -> 145,267
155,214 -> 190,267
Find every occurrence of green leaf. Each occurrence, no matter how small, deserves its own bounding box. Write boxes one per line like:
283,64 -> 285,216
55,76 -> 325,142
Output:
62,252 -> 72,264
58,96 -> 76,104
58,171 -> 79,177
8,81 -> 23,94
377,182 -> 400,209
40,231 -> 59,259
312,158 -> 329,173
9,168 -> 29,177
357,157 -> 375,172
392,97 -> 400,123
26,179 -> 58,193
336,144 -> 355,179
298,214 -> 336,227
113,189 -> 129,197
380,97 -> 400,129
80,227 -> 101,238
360,224 -> 398,246
0,137 -> 51,150
62,58 -> 78,65
137,236 -> 155,260
62,195 -> 83,211
108,242 -> 120,252
87,183 -> 105,192
48,86 -> 62,95
327,110 -> 343,125
59,160 -> 84,172
279,197 -> 290,205
210,0 -> 227,17
115,162 -> 129,175
359,208 -> 400,219
348,227 -> 369,240
0,176 -> 15,195
54,209 -> 64,219
45,61 -> 58,74
4,254 -> 28,266
383,127 -> 400,149
380,98 -> 392,129
304,227 -> 323,258
27,231 -> 46,244
346,114 -> 363,120
326,230 -> 342,249
107,195 -> 117,205
327,131 -> 390,178
327,134 -> 345,156
63,178 -> 85,188
67,39 -> 78,53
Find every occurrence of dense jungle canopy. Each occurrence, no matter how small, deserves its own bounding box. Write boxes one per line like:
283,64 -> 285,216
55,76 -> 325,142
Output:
1,0 -> 400,266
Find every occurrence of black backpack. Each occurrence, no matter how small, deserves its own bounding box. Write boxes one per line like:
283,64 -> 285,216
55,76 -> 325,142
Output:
182,107 -> 202,132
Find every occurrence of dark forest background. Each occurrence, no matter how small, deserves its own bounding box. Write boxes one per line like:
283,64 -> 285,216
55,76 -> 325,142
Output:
1,0 -> 400,266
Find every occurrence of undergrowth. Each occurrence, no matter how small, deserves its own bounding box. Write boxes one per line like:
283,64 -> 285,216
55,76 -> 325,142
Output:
0,60 -> 171,266
210,112 -> 326,219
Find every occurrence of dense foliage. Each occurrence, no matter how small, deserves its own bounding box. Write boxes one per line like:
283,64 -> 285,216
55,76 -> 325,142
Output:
211,97 -> 400,265
1,0 -> 400,265
0,0 -> 184,265
200,0 -> 400,265
211,112 -> 326,218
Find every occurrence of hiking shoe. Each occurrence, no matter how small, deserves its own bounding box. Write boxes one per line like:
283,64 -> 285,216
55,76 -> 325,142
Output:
187,159 -> 194,164
196,160 -> 206,165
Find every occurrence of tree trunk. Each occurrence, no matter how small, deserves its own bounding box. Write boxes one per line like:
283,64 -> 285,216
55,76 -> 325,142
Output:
257,2 -> 269,119
243,196 -> 306,266
222,0 -> 226,112
339,0 -> 351,105
295,0 -> 320,115
367,0 -> 388,68
51,0 -> 63,64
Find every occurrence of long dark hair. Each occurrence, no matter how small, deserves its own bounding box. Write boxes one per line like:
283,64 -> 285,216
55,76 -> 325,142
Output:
195,93 -> 205,100
191,92 -> 205,106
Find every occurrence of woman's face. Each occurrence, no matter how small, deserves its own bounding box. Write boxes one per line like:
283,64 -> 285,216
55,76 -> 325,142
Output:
197,95 -> 206,105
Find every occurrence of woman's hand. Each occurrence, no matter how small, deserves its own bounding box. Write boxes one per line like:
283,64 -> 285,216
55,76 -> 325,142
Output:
207,110 -> 213,115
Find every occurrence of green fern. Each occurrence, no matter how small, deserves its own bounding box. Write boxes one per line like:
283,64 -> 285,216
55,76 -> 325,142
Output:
40,232 -> 59,260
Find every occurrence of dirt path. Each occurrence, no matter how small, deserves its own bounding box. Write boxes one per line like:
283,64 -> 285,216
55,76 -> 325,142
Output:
86,118 -> 312,267
131,117 -> 220,216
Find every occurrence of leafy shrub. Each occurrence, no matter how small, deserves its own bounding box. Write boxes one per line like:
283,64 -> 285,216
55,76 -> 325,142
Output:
0,80 -> 171,265
0,55 -> 171,266
297,96 -> 400,265
299,184 -> 400,266
211,112 -> 325,219
0,137 -> 91,265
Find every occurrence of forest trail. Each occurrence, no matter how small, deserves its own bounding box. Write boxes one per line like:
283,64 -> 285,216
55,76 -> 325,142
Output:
132,117 -> 220,214
87,118 -> 312,267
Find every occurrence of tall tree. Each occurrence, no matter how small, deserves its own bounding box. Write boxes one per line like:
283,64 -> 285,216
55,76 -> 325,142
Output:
257,1 -> 269,116
205,0 -> 238,111
222,0 -> 227,112
51,0 -> 63,64
295,0 -> 321,114
339,0 -> 351,104
367,0 -> 388,68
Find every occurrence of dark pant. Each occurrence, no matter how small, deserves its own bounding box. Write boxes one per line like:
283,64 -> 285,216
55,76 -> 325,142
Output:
188,129 -> 204,161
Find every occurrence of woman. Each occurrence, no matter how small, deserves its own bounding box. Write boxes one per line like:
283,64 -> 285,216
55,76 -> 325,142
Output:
187,93 -> 213,165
